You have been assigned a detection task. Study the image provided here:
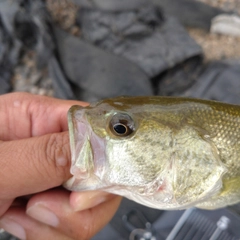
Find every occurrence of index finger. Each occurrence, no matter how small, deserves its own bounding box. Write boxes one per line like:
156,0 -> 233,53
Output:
0,92 -> 88,140
0,132 -> 71,199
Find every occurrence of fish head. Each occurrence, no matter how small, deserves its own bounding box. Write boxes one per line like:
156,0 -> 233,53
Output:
64,97 -> 226,210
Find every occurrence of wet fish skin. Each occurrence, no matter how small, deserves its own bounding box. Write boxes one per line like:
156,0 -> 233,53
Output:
64,96 -> 240,210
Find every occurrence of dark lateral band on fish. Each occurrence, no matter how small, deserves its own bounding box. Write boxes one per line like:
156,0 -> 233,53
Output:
64,96 -> 240,210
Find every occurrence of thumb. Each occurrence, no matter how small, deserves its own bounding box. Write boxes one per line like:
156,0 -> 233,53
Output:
0,132 -> 71,199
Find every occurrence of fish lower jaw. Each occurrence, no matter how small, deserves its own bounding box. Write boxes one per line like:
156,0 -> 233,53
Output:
70,166 -> 90,180
64,174 -> 105,191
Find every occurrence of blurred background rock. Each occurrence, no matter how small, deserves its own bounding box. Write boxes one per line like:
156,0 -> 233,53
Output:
0,0 -> 240,102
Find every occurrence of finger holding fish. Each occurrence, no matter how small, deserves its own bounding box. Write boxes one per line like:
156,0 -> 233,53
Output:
0,189 -> 121,240
0,92 -> 121,239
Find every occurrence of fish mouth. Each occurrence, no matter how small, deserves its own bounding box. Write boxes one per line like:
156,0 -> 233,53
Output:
64,106 -> 106,191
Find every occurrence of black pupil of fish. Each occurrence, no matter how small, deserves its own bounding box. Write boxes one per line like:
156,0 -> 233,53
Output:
113,123 -> 127,135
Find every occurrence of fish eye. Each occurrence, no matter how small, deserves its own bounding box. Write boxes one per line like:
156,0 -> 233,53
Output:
109,113 -> 135,137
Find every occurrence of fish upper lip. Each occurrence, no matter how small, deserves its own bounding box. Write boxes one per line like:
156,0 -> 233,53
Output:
68,107 -> 106,182
64,112 -> 107,191
68,108 -> 92,179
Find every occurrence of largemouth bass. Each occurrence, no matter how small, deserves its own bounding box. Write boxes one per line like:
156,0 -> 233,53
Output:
64,96 -> 240,210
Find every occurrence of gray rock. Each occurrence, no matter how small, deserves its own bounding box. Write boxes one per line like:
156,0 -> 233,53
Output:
157,56 -> 203,96
75,0 -> 226,30
13,0 -> 54,69
54,28 -> 153,99
0,2 -> 21,95
78,6 -> 202,77
0,73 -> 12,94
0,0 -> 54,96
183,61 -> 240,105
48,56 -> 75,100
0,0 -> 20,36
151,0 -> 226,30
73,87 -> 104,102
74,0 -> 148,11
211,14 -> 240,37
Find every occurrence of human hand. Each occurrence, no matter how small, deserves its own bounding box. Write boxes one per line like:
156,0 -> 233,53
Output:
0,93 -> 121,240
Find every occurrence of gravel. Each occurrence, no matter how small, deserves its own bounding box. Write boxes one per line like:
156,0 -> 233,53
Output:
190,0 -> 240,60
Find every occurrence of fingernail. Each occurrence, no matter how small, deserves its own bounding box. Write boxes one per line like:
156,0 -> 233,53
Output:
27,204 -> 59,227
70,191 -> 111,211
0,217 -> 26,240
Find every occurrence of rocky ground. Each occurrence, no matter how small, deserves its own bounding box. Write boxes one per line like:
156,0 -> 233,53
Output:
188,27 -> 240,61
198,0 -> 240,13
46,0 -> 240,61
191,0 -> 240,60
10,0 -> 240,96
